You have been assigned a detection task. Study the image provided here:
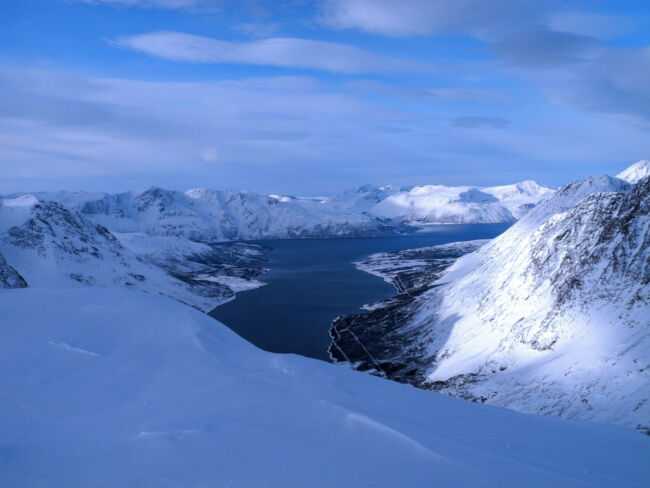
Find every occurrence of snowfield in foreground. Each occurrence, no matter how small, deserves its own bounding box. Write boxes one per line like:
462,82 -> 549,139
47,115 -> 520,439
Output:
0,287 -> 648,487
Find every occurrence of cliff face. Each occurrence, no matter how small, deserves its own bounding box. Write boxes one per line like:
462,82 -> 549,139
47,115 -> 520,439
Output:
332,173 -> 649,431
0,251 -> 27,289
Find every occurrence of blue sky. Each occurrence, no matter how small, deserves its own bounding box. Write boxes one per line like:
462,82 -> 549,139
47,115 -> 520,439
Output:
1,0 -> 649,194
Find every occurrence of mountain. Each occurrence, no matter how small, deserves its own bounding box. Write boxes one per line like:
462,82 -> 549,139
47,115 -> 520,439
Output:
617,159 -> 650,184
31,186 -> 405,242
327,184 -> 402,212
16,179 -> 553,243
370,180 -> 554,224
0,286 -> 647,486
0,195 -> 265,311
0,250 -> 27,288
331,167 -> 649,431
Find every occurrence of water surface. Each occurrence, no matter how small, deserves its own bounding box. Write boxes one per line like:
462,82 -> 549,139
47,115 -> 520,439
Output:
209,224 -> 510,360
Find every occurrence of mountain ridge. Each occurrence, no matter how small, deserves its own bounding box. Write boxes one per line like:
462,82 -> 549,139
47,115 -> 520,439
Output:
330,165 -> 649,431
4,178 -> 554,242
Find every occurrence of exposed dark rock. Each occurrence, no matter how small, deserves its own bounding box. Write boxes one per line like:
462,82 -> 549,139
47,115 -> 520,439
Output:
0,251 -> 27,288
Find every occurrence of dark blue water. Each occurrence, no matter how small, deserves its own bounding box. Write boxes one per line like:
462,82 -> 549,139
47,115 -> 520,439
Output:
209,224 -> 510,360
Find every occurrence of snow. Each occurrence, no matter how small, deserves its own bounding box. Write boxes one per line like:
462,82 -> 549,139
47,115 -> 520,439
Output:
355,239 -> 490,288
0,161 -> 647,485
0,200 -> 245,311
0,286 -> 647,487
392,171 -> 650,430
194,273 -> 265,291
1,194 -> 39,207
5,179 -> 553,244
617,159 -> 650,184
37,186 -> 403,242
370,180 -> 554,224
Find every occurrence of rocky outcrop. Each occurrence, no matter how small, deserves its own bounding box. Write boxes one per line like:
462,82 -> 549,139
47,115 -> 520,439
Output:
0,251 -> 27,288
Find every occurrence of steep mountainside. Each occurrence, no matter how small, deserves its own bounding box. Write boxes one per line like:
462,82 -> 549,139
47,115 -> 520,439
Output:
0,286 -> 647,486
332,169 -> 649,431
0,195 -> 265,311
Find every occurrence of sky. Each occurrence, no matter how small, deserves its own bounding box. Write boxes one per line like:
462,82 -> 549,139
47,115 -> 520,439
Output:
1,0 -> 649,195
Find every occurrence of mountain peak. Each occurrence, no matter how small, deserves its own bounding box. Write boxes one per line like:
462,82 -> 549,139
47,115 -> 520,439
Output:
617,159 -> 650,184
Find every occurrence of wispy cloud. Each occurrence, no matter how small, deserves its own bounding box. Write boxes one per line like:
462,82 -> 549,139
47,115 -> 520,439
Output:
322,0 -> 650,124
548,12 -> 639,39
76,0 -> 219,10
1,64 -> 648,194
451,116 -> 509,129
321,0 -> 547,39
112,31 -> 429,74
429,88 -> 511,103
492,27 -> 601,67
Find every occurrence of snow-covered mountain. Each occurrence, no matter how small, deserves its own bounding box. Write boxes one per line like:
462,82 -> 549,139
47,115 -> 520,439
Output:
0,286 -> 647,486
617,159 -> 650,184
327,184 -> 402,212
15,179 -> 553,243
332,166 -> 649,431
0,194 -> 265,311
30,186 -> 405,241
370,180 -> 554,224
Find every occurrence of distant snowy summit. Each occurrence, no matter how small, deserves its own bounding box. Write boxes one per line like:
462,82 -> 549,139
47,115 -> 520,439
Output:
370,180 -> 554,224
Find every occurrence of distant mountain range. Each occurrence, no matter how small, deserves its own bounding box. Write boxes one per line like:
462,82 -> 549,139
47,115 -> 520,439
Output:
3,177 -> 555,242
0,175 -> 558,311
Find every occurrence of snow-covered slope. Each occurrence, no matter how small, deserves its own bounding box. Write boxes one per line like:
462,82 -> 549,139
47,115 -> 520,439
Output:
420,174 -> 648,429
0,250 -> 26,288
617,159 -> 650,184
370,180 -> 554,224
333,167 -> 649,431
115,232 -> 268,293
327,184 -> 402,212
0,195 -> 255,311
0,286 -> 648,487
